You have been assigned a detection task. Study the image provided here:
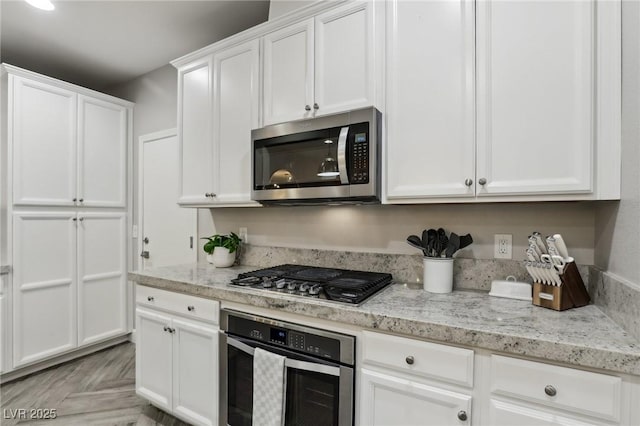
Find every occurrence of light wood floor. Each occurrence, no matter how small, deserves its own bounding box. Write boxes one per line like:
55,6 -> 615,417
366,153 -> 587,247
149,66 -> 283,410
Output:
0,343 -> 190,425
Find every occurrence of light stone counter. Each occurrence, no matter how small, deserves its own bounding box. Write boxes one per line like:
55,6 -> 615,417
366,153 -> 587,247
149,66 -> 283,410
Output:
129,263 -> 640,376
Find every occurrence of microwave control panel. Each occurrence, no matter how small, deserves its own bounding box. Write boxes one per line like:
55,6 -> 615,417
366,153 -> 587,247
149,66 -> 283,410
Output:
349,122 -> 370,184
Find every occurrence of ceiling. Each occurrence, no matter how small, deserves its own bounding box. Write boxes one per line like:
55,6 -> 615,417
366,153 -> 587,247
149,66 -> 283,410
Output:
0,0 -> 270,91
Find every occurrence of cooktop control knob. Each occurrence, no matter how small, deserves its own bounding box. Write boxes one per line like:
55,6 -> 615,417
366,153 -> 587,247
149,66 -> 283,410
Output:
262,278 -> 273,288
309,284 -> 322,296
287,281 -> 298,291
275,279 -> 287,289
299,283 -> 310,293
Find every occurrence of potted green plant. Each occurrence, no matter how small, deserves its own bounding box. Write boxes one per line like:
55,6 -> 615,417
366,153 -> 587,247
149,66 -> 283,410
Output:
201,232 -> 242,267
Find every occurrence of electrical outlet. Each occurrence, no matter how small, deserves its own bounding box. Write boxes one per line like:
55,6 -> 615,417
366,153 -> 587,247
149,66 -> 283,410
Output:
239,227 -> 248,244
494,234 -> 512,259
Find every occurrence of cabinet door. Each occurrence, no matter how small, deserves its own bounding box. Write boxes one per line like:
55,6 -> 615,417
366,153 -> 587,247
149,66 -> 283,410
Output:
178,58 -> 215,205
263,18 -> 314,125
77,213 -> 127,346
386,0 -> 476,200
212,39 -> 260,205
172,317 -> 219,426
315,1 -> 374,116
136,307 -> 173,411
0,275 -> 5,373
359,369 -> 471,426
489,399 -> 599,426
476,0 -> 593,196
77,96 -> 127,207
12,213 -> 77,367
11,76 -> 77,206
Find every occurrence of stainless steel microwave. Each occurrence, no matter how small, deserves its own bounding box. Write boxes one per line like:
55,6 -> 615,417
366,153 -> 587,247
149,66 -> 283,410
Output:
251,107 -> 382,205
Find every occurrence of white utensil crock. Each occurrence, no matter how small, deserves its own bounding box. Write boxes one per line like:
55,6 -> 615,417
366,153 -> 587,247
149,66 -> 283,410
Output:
423,257 -> 454,293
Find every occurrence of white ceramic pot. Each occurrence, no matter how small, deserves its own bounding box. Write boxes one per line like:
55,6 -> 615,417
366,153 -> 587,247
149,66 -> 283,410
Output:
423,257 -> 454,293
208,247 -> 236,268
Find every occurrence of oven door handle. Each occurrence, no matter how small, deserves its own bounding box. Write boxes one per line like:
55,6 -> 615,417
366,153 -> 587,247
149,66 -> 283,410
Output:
227,336 -> 342,377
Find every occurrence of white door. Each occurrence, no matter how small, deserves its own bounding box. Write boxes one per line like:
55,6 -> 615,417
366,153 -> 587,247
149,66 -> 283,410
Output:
12,212 -> 77,367
141,129 -> 197,269
178,58 -> 215,205
359,369 -> 472,426
77,212 -> 127,346
136,307 -> 173,411
263,18 -> 314,125
172,317 -> 219,426
489,399 -> 599,426
77,95 -> 127,207
11,76 -> 77,206
385,0 -> 476,200
476,0 -> 594,196
314,1 -> 374,116
213,39 -> 260,205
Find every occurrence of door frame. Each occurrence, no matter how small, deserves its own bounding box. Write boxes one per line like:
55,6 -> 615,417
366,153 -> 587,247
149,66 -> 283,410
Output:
137,129 -> 197,271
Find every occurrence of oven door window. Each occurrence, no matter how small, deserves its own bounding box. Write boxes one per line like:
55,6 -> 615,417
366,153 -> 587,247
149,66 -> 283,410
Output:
226,336 -> 348,426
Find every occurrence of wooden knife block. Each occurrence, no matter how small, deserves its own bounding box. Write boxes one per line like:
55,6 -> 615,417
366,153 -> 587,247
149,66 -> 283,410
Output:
532,261 -> 590,311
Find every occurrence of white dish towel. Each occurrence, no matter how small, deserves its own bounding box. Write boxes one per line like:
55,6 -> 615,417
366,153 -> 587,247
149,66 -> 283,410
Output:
252,347 -> 287,426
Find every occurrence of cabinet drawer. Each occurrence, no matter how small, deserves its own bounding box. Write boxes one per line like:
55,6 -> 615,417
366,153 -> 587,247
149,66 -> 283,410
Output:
136,285 -> 219,325
490,355 -> 622,422
361,331 -> 474,387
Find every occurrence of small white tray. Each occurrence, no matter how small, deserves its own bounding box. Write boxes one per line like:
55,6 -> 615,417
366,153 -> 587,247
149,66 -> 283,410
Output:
489,276 -> 532,302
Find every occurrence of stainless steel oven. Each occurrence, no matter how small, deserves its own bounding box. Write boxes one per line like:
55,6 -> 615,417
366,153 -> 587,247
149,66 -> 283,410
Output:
220,310 -> 355,426
251,107 -> 381,205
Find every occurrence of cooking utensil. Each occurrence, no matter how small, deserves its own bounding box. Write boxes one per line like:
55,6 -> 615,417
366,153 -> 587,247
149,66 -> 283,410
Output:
531,232 -> 547,254
541,254 -> 566,274
445,233 -> 460,258
459,234 -> 473,250
421,230 -> 429,254
426,229 -> 437,257
527,245 -> 541,261
437,228 -> 448,257
553,234 -> 570,260
526,248 -> 539,262
407,235 -> 428,256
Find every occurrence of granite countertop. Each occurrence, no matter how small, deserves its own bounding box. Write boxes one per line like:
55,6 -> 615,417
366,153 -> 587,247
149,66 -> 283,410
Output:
129,263 -> 640,376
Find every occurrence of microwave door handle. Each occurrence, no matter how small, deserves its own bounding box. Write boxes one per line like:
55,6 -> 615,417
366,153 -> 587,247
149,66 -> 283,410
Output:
337,126 -> 350,184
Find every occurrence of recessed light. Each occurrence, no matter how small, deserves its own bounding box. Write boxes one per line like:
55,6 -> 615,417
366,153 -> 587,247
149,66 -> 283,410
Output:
25,0 -> 55,11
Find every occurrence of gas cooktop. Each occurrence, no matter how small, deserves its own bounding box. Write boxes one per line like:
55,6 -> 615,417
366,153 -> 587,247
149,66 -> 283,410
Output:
229,264 -> 393,305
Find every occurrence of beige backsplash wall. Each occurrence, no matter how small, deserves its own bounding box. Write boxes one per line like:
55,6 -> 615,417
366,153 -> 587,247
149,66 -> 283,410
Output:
199,202 -> 596,264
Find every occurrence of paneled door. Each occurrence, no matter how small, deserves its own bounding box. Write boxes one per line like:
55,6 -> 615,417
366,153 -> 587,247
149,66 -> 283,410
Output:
12,212 -> 77,367
385,0 -> 476,199
263,18 -> 314,125
77,212 -> 127,346
11,76 -> 77,206
136,308 -> 173,412
77,95 -> 127,207
475,0 -> 594,196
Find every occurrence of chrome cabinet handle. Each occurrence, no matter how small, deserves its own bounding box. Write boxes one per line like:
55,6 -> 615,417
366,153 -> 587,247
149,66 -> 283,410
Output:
457,411 -> 468,421
544,385 -> 557,397
187,305 -> 195,312
73,198 -> 77,202
147,296 -> 154,302
78,217 -> 84,222
78,198 -> 84,202
478,178 -> 487,186
205,193 -> 217,198
313,103 -> 319,110
405,356 -> 414,365
305,105 -> 311,111
72,218 -> 77,222
163,326 -> 169,332
464,178 -> 473,187
168,327 -> 175,334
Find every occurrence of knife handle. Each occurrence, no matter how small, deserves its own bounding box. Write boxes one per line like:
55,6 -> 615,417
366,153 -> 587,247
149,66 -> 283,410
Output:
553,234 -> 570,260
532,232 -> 548,254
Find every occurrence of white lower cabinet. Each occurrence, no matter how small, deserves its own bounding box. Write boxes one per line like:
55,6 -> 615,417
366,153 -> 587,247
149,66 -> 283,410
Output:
135,287 -> 220,426
359,331 -> 473,425
488,399 -> 600,426
360,368 -> 471,426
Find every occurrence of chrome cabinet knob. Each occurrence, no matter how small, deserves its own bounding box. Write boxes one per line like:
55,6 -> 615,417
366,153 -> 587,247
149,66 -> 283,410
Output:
464,178 -> 473,187
72,198 -> 77,202
478,178 -> 487,186
457,411 -> 468,421
72,218 -> 77,222
78,217 -> 84,222
163,326 -> 169,332
544,385 -> 557,397
187,305 -> 195,312
205,193 -> 210,197
305,105 -> 311,111
313,103 -> 319,110
79,198 -> 84,202
405,356 -> 414,365
168,328 -> 175,334
143,237 -> 149,244
147,296 -> 154,302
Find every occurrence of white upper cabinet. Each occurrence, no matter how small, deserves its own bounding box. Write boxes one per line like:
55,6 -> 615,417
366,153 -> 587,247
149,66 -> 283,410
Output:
78,96 -> 127,207
213,39 -> 260,206
12,76 -> 77,206
178,58 -> 215,205
475,0 -> 593,196
263,19 -> 315,125
263,0 -> 378,125
386,0 -> 475,199
10,73 -> 130,208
